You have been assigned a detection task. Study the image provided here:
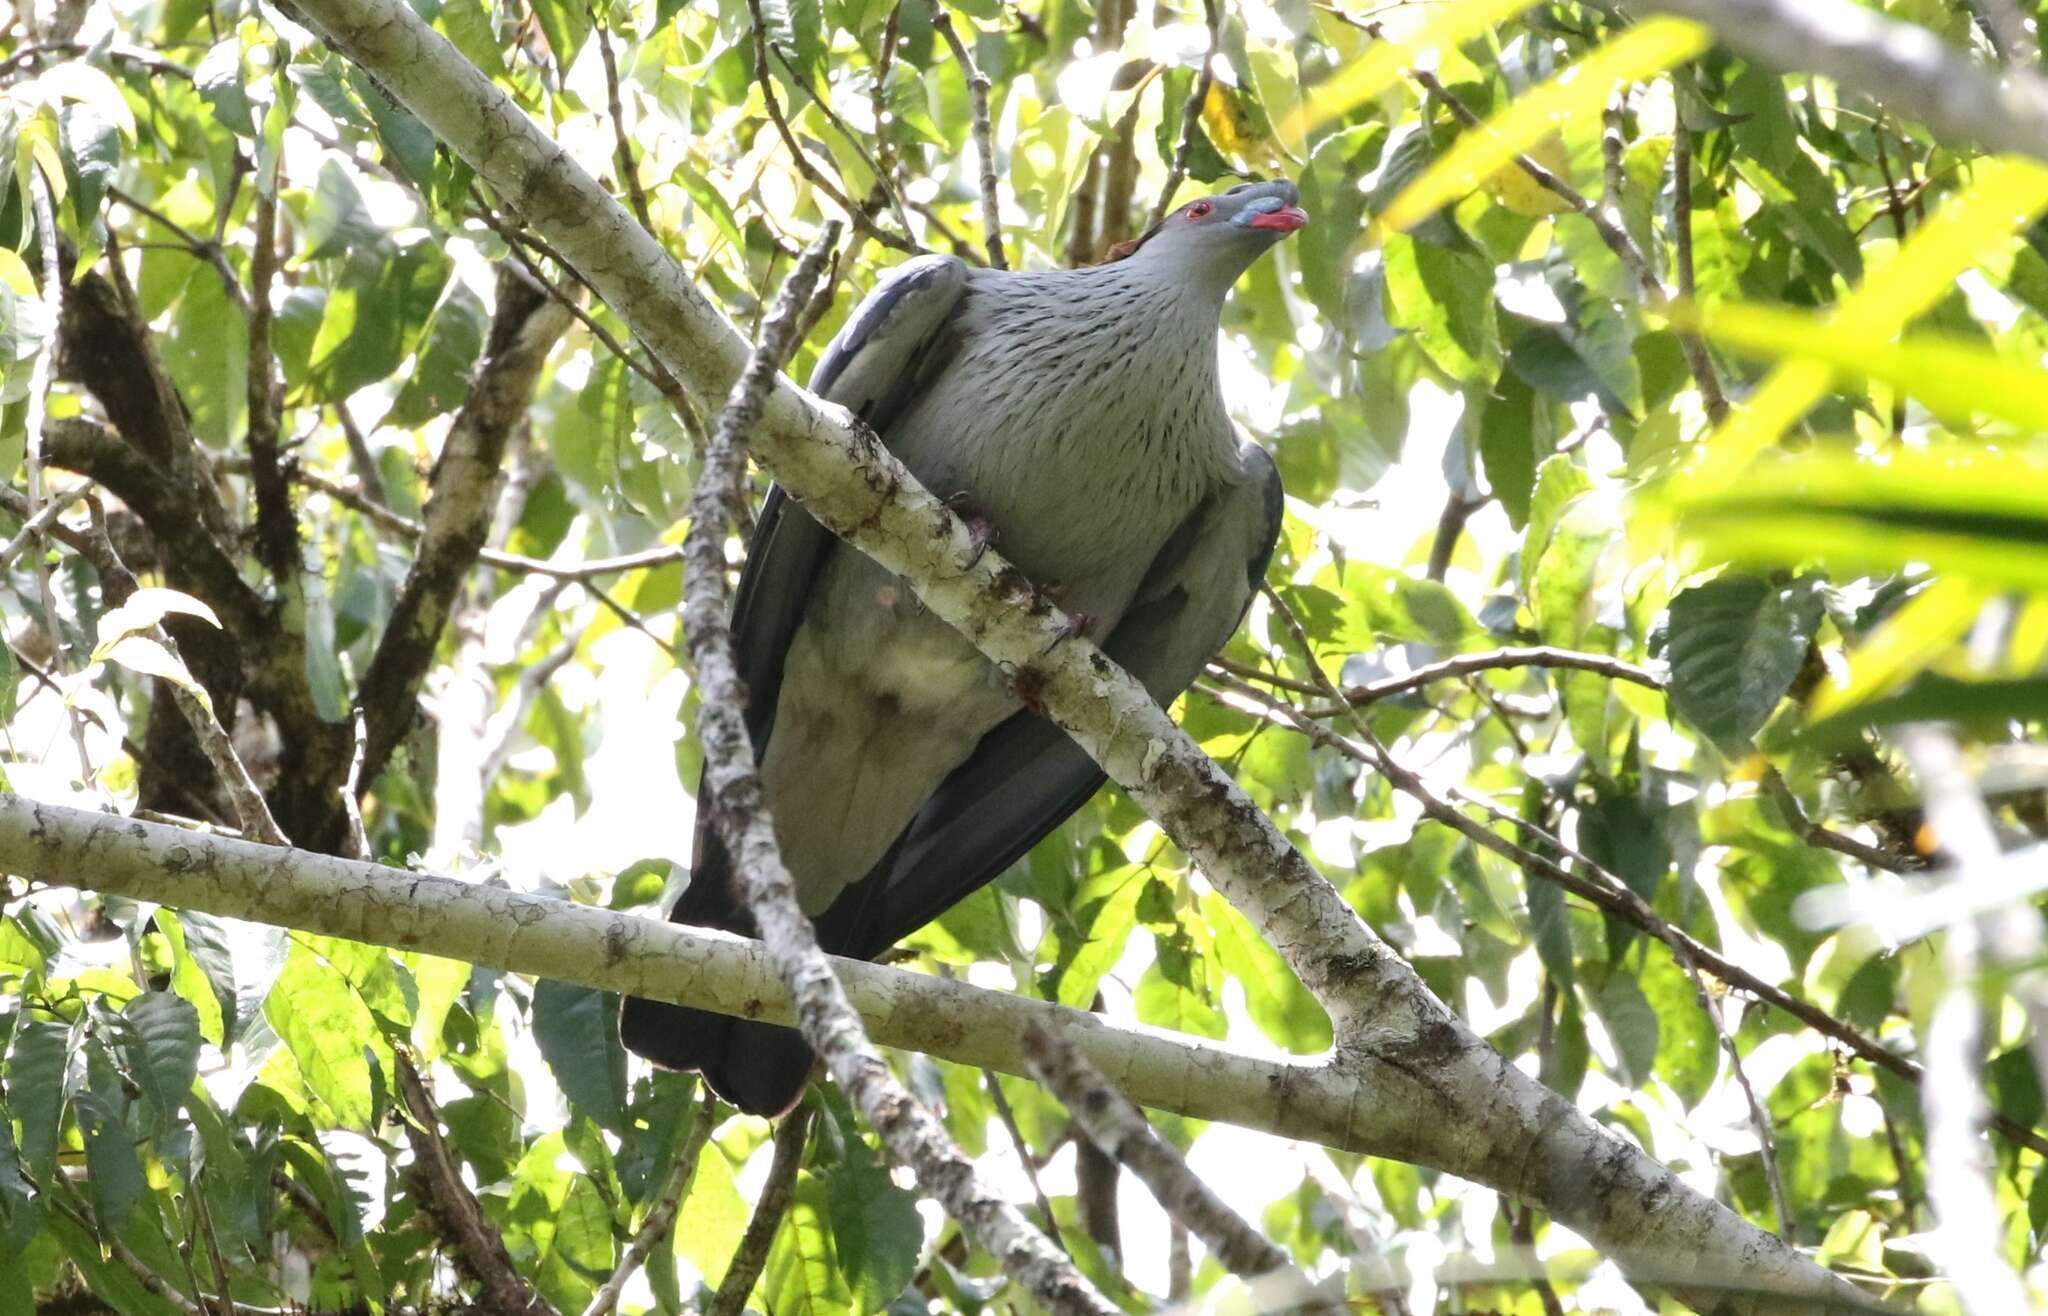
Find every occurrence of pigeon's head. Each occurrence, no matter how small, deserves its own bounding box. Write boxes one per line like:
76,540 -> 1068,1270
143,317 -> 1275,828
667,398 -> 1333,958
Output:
1108,178 -> 1307,291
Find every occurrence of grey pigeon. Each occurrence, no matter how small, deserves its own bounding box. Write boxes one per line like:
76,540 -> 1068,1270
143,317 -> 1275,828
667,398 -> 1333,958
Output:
620,178 -> 1306,1116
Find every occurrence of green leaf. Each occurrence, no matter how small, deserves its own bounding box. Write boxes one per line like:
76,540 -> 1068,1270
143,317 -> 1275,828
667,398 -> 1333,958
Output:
674,1141 -> 748,1288
0,1114 -> 39,1261
156,910 -> 230,1046
1382,235 -> 1499,383
74,1092 -> 146,1236
162,256 -> 249,447
1593,973 -> 1657,1087
307,239 -> 451,401
1685,300 -> 2048,434
1478,370 -> 1539,528
1661,575 -> 1823,752
1203,891 -> 1330,1053
1808,672 -> 2048,744
194,38 -> 256,137
3,1016 -> 72,1178
527,0 -> 593,67
380,282 -> 486,427
1642,953 -> 1717,1108
531,981 -> 627,1131
1521,453 -> 1592,587
822,1140 -> 921,1313
117,992 -> 201,1131
764,1172 -> 855,1316
1043,865 -> 1143,1009
1677,446 -> 2048,591
264,947 -> 377,1129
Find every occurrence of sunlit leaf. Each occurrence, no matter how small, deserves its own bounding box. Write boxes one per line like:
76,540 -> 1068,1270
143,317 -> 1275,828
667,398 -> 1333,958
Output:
1673,446 -> 2048,590
1377,20 -> 1711,237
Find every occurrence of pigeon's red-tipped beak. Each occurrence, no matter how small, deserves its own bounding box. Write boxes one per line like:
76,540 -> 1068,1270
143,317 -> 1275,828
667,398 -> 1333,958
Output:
1246,205 -> 1309,232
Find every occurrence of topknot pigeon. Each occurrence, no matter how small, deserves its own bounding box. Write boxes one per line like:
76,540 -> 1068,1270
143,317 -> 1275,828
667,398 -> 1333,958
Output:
621,178 -> 1308,1116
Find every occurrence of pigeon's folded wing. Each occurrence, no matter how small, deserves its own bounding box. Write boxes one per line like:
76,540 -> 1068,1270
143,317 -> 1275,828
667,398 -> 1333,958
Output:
813,435 -> 1285,961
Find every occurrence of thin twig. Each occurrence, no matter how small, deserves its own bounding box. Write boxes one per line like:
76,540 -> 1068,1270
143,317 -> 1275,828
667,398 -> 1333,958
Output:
1762,767 -> 1920,874
1207,634 -> 2048,1160
341,708 -> 371,860
583,1091 -> 720,1316
1667,113 -> 1732,424
772,46 -> 913,238
295,465 -> 688,580
27,168 -> 93,784
0,39 -> 194,79
1022,1023 -> 1339,1313
475,204 -> 706,440
591,9 -> 655,235
333,400 -> 388,506
77,495 -> 291,847
744,0 -> 919,255
932,9 -> 1006,268
707,1105 -> 811,1316
682,222 -> 1114,1313
0,479 -> 92,570
1147,0 -> 1222,229
107,185 -> 250,312
985,1069 -> 1066,1252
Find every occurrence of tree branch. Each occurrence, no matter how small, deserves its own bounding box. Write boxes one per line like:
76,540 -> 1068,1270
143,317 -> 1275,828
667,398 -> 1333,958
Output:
1642,0 -> 2048,169
0,795 -> 1899,1312
932,9 -> 1007,269
353,264 -> 571,796
395,1049 -> 559,1315
684,225 -> 1112,1313
706,1105 -> 810,1316
1022,1023 -> 1336,1312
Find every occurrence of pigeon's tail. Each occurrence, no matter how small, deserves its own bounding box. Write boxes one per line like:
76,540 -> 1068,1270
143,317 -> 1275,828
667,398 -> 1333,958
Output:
618,1000 -> 816,1118
617,837 -> 820,1118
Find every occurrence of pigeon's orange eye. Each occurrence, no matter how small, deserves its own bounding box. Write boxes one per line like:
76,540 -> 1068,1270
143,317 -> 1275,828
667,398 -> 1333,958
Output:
1185,200 -> 1214,219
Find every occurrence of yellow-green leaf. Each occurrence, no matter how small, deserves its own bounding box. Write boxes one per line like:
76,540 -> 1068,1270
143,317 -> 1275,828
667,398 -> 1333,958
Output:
1681,299 -> 2048,435
1288,0 -> 1547,137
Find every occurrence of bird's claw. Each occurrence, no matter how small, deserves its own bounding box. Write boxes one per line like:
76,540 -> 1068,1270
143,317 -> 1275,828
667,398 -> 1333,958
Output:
945,493 -> 998,569
1044,611 -> 1095,653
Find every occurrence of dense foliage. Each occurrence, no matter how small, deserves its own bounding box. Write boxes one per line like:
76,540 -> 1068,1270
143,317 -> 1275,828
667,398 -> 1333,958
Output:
1,0 -> 2046,1310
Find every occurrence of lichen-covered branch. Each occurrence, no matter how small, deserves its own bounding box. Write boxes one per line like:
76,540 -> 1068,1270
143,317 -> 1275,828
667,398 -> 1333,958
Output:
684,226 -> 1113,1316
0,796 -> 1890,1312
